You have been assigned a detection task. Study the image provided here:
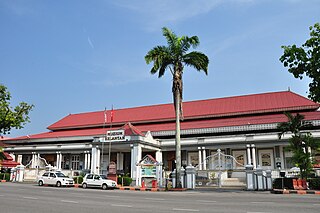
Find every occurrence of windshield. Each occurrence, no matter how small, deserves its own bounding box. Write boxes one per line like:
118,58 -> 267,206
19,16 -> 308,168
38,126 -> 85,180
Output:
56,173 -> 67,177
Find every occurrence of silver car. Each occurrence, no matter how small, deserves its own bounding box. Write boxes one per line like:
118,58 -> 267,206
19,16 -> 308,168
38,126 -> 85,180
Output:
82,174 -> 117,190
38,172 -> 74,187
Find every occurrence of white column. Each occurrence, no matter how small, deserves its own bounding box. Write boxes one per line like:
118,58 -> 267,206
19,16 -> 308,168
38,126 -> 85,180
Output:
251,144 -> 257,169
84,152 -> 88,170
59,153 -> 62,170
31,152 -> 35,168
17,155 -> 22,164
202,147 -> 206,170
156,150 -> 162,163
87,153 -> 91,170
56,152 -> 60,169
246,144 -> 252,165
131,144 -> 142,185
91,147 -> 98,174
198,147 -> 202,170
96,148 -> 101,173
116,152 -> 124,170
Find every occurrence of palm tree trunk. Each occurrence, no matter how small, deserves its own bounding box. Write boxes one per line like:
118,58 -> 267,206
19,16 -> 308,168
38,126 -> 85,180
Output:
174,89 -> 182,188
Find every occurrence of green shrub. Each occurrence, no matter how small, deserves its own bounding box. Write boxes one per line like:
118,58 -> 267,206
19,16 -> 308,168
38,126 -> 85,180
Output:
117,176 -> 132,186
73,176 -> 83,184
273,178 -> 295,189
0,173 -> 10,181
308,178 -> 320,190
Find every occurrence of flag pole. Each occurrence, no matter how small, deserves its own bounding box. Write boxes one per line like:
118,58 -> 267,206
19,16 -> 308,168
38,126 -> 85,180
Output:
101,107 -> 107,174
108,105 -> 113,167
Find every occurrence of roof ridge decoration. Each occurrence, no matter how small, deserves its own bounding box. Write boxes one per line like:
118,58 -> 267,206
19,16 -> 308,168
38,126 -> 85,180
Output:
121,122 -> 145,137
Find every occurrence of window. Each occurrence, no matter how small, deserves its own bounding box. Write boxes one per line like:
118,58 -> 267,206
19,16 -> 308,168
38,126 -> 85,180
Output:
49,173 -> 56,178
71,155 -> 80,170
42,173 -> 49,177
86,174 -> 93,179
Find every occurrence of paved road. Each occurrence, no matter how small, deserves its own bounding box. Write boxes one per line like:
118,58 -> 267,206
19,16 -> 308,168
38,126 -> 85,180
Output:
0,182 -> 319,213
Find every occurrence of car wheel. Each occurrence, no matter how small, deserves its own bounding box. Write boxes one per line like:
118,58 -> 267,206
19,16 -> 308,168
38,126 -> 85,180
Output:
38,180 -> 44,186
102,184 -> 108,190
82,183 -> 87,189
56,181 -> 62,187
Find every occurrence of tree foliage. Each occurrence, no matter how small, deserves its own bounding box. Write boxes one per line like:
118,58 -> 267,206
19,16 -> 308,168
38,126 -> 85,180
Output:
278,112 -> 320,180
280,23 -> 320,102
0,84 -> 34,135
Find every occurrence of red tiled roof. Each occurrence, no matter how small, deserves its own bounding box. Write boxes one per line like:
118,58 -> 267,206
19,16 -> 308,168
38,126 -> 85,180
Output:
48,91 -> 319,131
0,152 -> 20,168
6,111 -> 320,141
121,123 -> 145,136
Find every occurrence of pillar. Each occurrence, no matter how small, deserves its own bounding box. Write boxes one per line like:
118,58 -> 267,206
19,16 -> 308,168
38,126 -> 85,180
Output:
117,152 -> 124,170
202,147 -> 206,170
131,144 -> 142,186
87,153 -> 91,170
251,144 -> 257,169
56,152 -> 62,170
17,155 -> 22,164
84,151 -> 88,170
255,166 -> 264,191
245,164 -> 255,190
186,165 -> 196,189
246,144 -> 252,165
156,150 -> 162,163
198,147 -> 202,170
91,146 -> 100,174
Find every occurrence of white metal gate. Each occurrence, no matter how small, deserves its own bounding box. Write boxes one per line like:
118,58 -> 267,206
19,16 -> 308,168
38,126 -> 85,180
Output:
195,149 -> 245,188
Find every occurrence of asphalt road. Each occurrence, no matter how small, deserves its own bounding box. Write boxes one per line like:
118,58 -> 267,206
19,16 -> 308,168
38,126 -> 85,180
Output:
0,182 -> 319,213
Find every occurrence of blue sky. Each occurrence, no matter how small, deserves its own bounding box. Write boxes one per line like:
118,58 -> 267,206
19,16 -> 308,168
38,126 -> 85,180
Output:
1,0 -> 319,137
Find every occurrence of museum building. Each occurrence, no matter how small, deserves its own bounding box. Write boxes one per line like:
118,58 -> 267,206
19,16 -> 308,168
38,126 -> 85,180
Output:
3,91 -> 320,182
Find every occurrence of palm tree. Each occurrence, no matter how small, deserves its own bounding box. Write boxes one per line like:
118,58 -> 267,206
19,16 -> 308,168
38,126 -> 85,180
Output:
278,112 -> 320,180
145,27 -> 209,188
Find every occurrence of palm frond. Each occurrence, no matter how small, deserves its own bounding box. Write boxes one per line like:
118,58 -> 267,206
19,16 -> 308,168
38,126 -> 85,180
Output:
183,51 -> 209,74
162,27 -> 178,51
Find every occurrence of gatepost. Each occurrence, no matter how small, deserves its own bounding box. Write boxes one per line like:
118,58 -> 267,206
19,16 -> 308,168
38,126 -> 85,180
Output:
245,164 -> 255,190
265,170 -> 273,190
185,165 -> 195,189
172,169 -> 176,188
15,165 -> 25,182
255,166 -> 264,190
180,167 -> 185,188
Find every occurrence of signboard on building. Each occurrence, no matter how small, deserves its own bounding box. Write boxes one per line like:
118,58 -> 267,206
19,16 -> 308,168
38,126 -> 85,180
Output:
106,130 -> 125,142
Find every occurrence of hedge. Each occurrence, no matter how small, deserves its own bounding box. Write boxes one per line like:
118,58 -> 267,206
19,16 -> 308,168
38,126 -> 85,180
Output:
117,176 -> 132,186
308,178 -> 320,190
0,173 -> 10,181
73,176 -> 83,184
273,178 -> 295,189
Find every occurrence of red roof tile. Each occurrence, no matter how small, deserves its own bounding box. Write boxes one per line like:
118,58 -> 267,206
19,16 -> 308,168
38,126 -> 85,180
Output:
7,111 -> 320,141
48,91 -> 319,131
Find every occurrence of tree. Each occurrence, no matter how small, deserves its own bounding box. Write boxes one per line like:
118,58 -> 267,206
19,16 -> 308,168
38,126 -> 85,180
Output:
280,23 -> 320,102
145,27 -> 209,188
278,112 -> 320,180
0,84 -> 34,135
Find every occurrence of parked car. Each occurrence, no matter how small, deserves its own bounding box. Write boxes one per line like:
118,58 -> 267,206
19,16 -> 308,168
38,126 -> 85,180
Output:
82,174 -> 117,190
38,172 -> 74,187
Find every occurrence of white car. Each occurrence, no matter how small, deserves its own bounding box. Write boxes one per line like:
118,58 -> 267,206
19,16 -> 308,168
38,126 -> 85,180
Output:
82,174 -> 117,190
38,172 -> 74,187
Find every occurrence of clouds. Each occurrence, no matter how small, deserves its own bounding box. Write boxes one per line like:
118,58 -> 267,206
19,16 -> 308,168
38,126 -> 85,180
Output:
113,0 -> 255,31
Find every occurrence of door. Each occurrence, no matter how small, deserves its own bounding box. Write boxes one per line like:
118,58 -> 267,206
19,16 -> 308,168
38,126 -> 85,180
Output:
47,173 -> 57,185
232,150 -> 246,169
258,149 -> 274,170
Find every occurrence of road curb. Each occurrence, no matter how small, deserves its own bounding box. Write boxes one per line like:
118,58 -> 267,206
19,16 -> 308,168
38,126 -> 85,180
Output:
271,189 -> 320,195
119,186 -> 164,192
